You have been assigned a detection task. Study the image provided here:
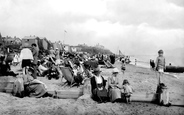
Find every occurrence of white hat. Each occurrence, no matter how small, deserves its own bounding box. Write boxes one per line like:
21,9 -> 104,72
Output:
56,48 -> 58,50
112,68 -> 119,73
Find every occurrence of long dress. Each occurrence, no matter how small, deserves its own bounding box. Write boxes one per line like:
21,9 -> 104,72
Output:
108,76 -> 121,102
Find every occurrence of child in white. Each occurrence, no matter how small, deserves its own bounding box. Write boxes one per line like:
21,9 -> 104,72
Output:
121,79 -> 133,103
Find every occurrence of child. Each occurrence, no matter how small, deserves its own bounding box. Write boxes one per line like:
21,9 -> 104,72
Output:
150,59 -> 155,69
155,50 -> 165,72
121,79 -> 133,103
155,50 -> 166,82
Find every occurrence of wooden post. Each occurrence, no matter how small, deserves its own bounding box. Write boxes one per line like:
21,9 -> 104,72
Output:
157,84 -> 170,106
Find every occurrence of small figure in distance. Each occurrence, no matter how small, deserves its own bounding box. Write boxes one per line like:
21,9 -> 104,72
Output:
121,59 -> 126,74
150,59 -> 155,69
135,59 -> 137,65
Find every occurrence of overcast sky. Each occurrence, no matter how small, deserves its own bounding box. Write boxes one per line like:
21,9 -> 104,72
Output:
0,0 -> 184,55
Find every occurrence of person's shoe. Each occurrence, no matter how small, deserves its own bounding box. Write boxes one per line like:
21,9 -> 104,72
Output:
165,103 -> 171,107
13,73 -> 19,77
125,98 -> 129,103
52,91 -> 59,99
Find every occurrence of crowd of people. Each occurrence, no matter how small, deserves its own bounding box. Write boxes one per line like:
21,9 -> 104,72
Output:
0,43 -> 166,104
0,43 -> 123,100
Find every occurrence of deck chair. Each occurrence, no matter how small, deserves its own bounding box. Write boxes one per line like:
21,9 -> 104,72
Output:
103,60 -> 114,68
60,66 -> 77,87
68,60 -> 75,69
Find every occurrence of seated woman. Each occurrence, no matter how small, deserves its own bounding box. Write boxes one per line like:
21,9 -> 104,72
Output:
108,68 -> 122,102
41,58 -> 56,77
38,60 -> 49,75
90,67 -> 108,103
13,69 -> 57,98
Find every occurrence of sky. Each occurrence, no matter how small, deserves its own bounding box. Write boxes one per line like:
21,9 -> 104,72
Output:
0,0 -> 184,56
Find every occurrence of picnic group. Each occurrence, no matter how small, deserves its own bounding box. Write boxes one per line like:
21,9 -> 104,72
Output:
0,42 -> 166,104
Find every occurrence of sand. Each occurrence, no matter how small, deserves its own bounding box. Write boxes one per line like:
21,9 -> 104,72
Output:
0,61 -> 184,115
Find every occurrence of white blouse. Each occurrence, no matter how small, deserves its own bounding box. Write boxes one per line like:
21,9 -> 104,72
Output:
95,76 -> 103,84
19,48 -> 34,60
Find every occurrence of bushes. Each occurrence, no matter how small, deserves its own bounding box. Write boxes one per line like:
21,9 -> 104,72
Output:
80,46 -> 112,55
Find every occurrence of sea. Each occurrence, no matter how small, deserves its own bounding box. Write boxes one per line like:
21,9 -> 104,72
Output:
129,55 -> 184,69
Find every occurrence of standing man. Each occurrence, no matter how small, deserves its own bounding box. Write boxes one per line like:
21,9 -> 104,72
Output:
31,43 -> 39,79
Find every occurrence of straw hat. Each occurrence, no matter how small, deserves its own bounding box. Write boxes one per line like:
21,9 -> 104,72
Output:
112,68 -> 119,74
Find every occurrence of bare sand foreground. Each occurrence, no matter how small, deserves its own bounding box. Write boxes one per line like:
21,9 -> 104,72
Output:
0,61 -> 184,115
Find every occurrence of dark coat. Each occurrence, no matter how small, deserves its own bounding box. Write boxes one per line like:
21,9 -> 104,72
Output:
90,76 -> 106,95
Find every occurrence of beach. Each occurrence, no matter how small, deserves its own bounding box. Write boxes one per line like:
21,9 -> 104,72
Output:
0,61 -> 184,115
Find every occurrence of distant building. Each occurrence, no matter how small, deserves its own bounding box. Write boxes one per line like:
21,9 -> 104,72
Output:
53,41 -> 64,51
63,44 -> 71,52
13,37 -> 22,44
21,36 -> 39,48
95,43 -> 105,49
22,36 -> 52,50
38,37 -> 49,50
0,33 -> 21,45
74,46 -> 82,52
71,46 -> 82,52
78,43 -> 88,47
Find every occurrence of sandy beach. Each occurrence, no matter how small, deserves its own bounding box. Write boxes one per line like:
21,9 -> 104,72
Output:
0,61 -> 184,115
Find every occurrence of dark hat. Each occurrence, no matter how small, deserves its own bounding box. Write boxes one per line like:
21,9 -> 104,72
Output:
158,50 -> 163,54
92,67 -> 102,73
0,55 -> 5,61
123,79 -> 130,85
